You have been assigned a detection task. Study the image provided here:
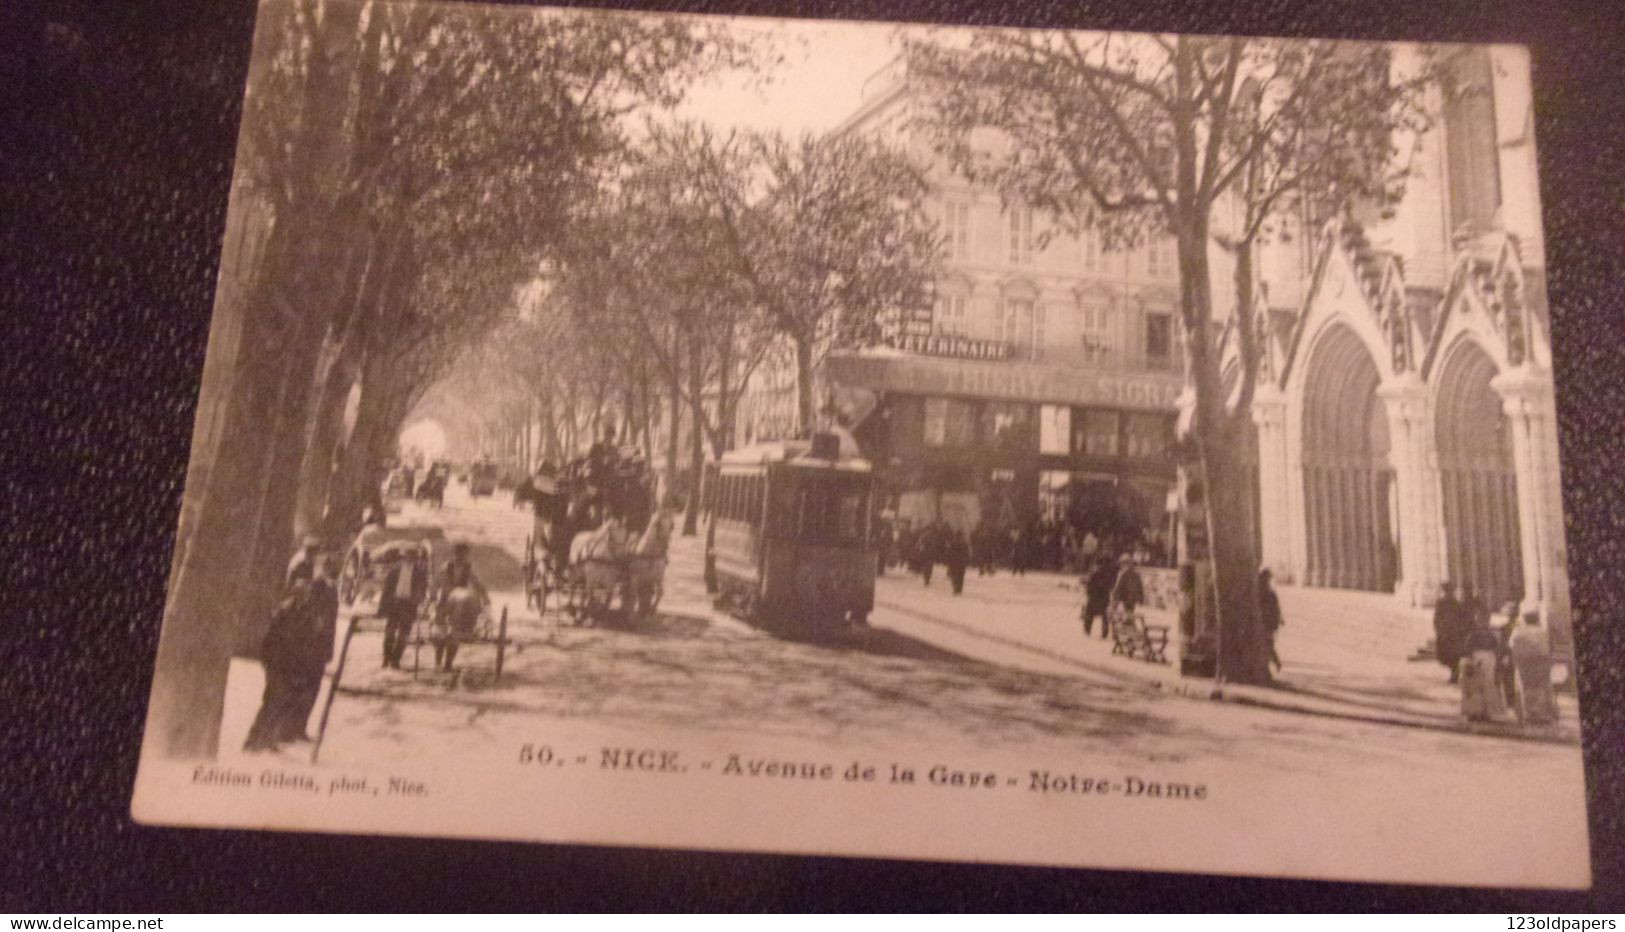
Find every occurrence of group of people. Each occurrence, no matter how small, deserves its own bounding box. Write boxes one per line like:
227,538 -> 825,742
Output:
1432,581 -> 1559,725
243,536 -> 340,753
877,513 -> 1170,584
1077,553 -> 1146,639
885,519 -> 974,594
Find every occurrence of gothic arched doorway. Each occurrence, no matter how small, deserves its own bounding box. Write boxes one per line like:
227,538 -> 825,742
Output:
1301,325 -> 1397,591
1436,341 -> 1523,609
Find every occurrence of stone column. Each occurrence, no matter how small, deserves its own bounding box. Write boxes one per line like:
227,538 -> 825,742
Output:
1252,386 -> 1292,580
1492,366 -> 1573,647
1379,373 -> 1442,607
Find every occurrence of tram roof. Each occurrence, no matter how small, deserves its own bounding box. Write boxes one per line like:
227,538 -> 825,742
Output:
719,440 -> 872,472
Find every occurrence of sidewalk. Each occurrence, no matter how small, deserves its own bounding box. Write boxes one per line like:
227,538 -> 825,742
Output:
872,567 -> 1580,745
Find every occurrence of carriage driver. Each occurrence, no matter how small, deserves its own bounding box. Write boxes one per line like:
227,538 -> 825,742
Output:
434,542 -> 487,672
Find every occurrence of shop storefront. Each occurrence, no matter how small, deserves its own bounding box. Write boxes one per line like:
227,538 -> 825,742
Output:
824,350 -> 1182,537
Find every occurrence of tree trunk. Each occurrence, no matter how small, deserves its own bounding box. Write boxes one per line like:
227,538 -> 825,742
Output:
144,0 -> 365,759
147,267 -> 303,759
323,349 -> 399,537
1176,205 -> 1268,686
682,338 -> 705,536
664,371 -> 681,503
539,392 -> 560,463
292,337 -> 359,540
1207,442 -> 1269,684
638,370 -> 655,467
794,335 -> 815,437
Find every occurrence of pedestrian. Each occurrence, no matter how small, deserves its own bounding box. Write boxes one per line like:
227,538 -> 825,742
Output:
244,578 -> 314,752
874,517 -> 894,577
1110,553 -> 1145,618
1509,611 -> 1559,725
897,520 -> 918,578
378,544 -> 425,670
1460,582 -> 1489,634
1258,568 -> 1284,674
435,542 -> 486,672
1459,614 -> 1507,722
1495,603 -> 1521,712
1080,530 -> 1100,564
920,520 -> 942,587
1081,556 -> 1115,639
282,553 -> 339,744
945,528 -> 970,595
285,534 -> 323,588
1432,581 -> 1466,684
976,521 -> 999,576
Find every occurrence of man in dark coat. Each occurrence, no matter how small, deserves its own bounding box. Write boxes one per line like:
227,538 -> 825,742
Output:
1258,568 -> 1284,673
282,556 -> 339,743
378,545 -> 425,670
896,522 -> 918,578
944,528 -> 970,595
874,518 -> 894,577
245,579 -> 314,752
1433,581 -> 1466,683
920,521 -> 943,587
1110,554 -> 1146,617
970,521 -> 994,576
1081,556 -> 1116,639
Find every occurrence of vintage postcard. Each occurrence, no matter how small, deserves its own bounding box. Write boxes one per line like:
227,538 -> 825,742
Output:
131,0 -> 1591,888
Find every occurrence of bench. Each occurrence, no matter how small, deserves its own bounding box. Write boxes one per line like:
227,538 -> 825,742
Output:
1109,610 -> 1170,664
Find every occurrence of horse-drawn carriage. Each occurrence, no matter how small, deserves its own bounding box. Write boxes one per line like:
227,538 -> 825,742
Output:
414,461 -> 449,508
521,451 -> 668,626
335,524 -> 509,678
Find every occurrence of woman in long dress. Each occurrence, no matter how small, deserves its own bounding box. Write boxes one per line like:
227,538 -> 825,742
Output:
1509,612 -> 1559,725
1459,622 -> 1506,722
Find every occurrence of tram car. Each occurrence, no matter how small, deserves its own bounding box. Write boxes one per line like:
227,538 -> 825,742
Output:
705,433 -> 876,639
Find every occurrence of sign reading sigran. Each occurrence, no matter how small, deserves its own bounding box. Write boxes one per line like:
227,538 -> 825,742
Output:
823,351 -> 1184,411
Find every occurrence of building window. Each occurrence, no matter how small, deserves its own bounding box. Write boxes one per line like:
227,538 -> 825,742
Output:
1080,228 -> 1102,275
1079,298 -> 1112,358
981,402 -> 1033,449
1444,49 -> 1502,235
1008,206 -> 1035,265
936,293 -> 969,336
923,397 -> 976,448
1039,404 -> 1071,455
1000,298 -> 1036,355
1145,311 -> 1173,363
1125,412 -> 1174,459
1074,409 -> 1121,458
1146,235 -> 1174,279
942,202 -> 971,260
1033,302 -> 1047,360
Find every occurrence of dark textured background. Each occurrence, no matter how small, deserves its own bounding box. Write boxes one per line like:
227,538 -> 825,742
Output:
2,0 -> 1622,912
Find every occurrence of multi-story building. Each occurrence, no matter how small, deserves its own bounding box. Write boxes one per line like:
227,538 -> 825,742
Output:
792,57 -> 1193,536
739,42 -> 1570,640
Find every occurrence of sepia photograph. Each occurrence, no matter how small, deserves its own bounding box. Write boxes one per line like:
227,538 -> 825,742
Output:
128,0 -> 1590,889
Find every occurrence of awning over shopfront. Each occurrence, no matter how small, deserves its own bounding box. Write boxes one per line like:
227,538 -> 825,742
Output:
822,350 -> 1184,412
